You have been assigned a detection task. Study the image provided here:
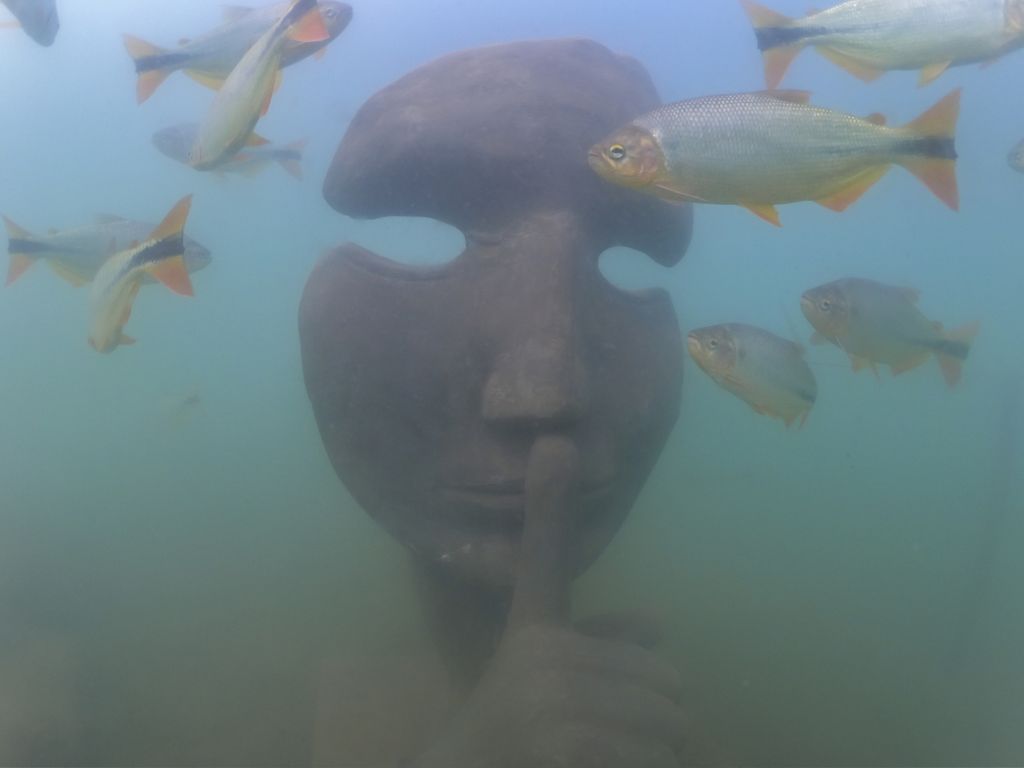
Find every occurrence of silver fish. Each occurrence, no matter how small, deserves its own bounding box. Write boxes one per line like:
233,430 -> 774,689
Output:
1,0 -> 58,46
3,213 -> 211,287
153,122 -> 305,180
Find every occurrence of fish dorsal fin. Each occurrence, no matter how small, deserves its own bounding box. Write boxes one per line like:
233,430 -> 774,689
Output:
865,112 -> 886,126
95,213 -> 127,225
763,89 -> 812,105
222,5 -> 254,22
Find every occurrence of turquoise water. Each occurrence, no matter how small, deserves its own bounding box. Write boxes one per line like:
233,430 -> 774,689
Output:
1,0 -> 1021,764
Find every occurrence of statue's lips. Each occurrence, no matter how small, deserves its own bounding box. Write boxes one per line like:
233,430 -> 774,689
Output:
439,478 -> 616,523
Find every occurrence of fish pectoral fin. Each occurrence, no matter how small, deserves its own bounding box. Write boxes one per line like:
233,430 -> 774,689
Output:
288,6 -> 330,44
918,61 -> 952,87
850,355 -> 880,378
246,132 -> 270,147
889,351 -> 930,376
816,46 -> 884,82
314,47 -> 328,61
47,261 -> 90,287
184,69 -> 227,91
815,165 -> 890,212
742,203 -> 782,226
118,332 -> 137,347
258,71 -> 283,119
651,181 -> 698,203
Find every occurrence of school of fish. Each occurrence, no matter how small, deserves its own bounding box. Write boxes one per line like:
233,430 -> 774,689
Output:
0,0 -> 1001,425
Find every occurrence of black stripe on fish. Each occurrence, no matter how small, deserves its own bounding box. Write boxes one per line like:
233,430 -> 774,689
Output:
7,238 -> 50,255
929,338 -> 970,361
894,137 -> 957,160
134,51 -> 191,74
754,25 -> 829,51
114,235 -> 183,284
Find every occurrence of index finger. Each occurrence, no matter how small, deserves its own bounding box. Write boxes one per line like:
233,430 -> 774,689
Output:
505,435 -> 580,633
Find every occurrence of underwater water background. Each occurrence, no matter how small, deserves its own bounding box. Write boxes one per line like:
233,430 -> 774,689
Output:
1,0 -> 1022,764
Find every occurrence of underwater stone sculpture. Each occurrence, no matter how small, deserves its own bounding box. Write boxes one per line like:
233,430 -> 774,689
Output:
301,38 -> 694,767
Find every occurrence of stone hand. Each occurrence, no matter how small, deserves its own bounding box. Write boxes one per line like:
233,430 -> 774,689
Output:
412,436 -> 687,768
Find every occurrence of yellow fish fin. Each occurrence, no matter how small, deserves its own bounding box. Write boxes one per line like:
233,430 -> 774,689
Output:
6,254 -> 33,287
850,355 -> 879,377
935,321 -> 980,388
246,132 -> 270,147
145,196 -> 194,297
815,165 -> 889,212
123,35 -> 172,104
651,180 -> 698,203
287,6 -> 330,44
314,47 -> 327,61
258,71 -> 283,119
184,69 -> 226,91
47,261 -> 90,287
816,46 -> 884,82
900,89 -> 960,211
764,89 -> 812,105
742,203 -> 781,226
918,61 -> 952,87
890,351 -> 930,376
119,332 -> 137,347
739,0 -> 801,88
0,20 -> 22,29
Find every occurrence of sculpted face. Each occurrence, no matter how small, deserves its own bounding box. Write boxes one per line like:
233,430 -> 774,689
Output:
301,39 -> 693,587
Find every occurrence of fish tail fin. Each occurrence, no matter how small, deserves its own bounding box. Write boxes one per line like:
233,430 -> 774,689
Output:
3,215 -> 37,286
278,139 -> 306,180
934,321 -> 979,388
899,89 -> 961,211
739,0 -> 802,88
145,196 -> 194,297
284,0 -> 330,43
123,34 -> 172,103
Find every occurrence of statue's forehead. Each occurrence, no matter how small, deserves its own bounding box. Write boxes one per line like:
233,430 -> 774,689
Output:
323,38 -> 691,265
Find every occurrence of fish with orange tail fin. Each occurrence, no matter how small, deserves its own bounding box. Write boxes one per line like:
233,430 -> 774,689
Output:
801,278 -> 979,388
741,0 -> 1024,89
189,0 -> 328,170
123,1 -> 351,104
688,324 -> 817,429
88,197 -> 195,354
589,89 -> 960,226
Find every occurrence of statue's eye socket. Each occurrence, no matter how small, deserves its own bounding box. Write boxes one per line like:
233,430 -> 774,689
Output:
820,300 -> 831,312
608,144 -> 626,161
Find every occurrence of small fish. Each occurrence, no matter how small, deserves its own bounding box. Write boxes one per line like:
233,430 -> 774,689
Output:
3,213 -> 211,287
801,277 -> 979,387
1,0 -> 58,46
123,1 -> 351,104
1008,137 -> 1024,172
589,89 -> 960,226
189,0 -> 329,170
152,122 -> 305,179
688,323 -> 818,428
742,0 -> 1024,89
89,197 -> 195,354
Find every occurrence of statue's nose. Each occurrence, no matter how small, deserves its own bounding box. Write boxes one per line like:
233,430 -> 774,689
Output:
479,214 -> 591,429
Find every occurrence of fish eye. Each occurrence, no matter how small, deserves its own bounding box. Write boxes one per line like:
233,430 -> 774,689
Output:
325,7 -> 336,17
819,299 -> 831,312
608,144 -> 626,161
707,339 -> 718,350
